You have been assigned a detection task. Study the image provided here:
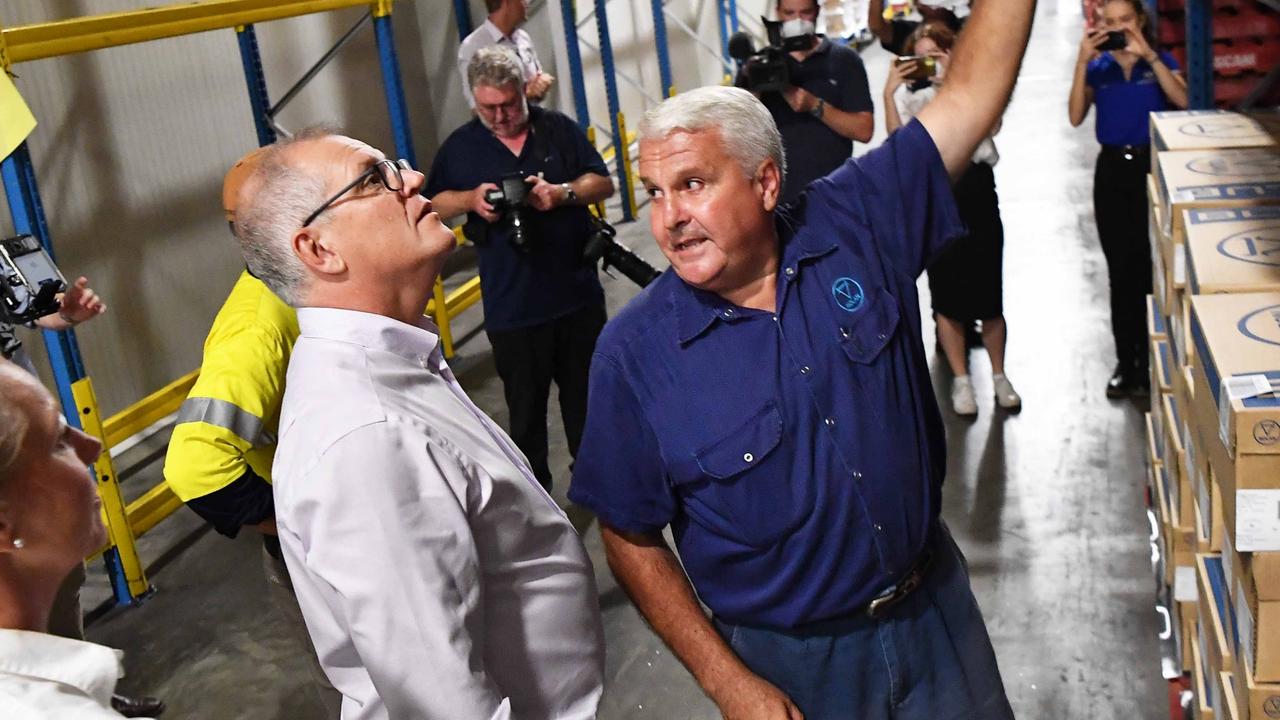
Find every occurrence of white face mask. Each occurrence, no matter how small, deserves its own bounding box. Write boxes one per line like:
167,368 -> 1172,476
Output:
780,18 -> 817,39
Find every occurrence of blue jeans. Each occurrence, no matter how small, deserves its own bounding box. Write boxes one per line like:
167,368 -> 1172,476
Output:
713,528 -> 1014,720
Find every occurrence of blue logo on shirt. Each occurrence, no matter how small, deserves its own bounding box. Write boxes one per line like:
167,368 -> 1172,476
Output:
832,277 -> 865,313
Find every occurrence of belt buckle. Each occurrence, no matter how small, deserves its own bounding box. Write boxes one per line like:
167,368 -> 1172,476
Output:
866,590 -> 896,619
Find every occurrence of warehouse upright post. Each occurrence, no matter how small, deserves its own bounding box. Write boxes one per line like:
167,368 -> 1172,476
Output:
592,0 -> 633,222
650,0 -> 674,97
236,25 -> 278,146
454,0 -> 474,39
1184,0 -> 1212,108
560,0 -> 592,130
1,143 -> 143,606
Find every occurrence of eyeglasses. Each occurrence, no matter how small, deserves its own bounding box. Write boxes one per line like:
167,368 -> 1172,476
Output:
302,158 -> 412,228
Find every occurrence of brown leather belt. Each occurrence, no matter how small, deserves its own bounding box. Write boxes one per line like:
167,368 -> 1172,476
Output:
866,545 -> 935,620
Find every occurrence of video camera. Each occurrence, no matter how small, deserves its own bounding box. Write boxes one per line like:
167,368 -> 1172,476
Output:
484,171 -> 533,251
728,18 -> 817,94
583,215 -> 661,289
0,235 -> 67,325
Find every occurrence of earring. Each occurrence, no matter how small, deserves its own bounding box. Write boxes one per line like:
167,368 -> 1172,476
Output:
11,538 -> 23,550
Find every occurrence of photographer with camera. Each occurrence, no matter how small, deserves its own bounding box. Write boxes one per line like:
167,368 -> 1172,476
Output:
1068,0 -> 1186,398
884,22 -> 1020,417
735,0 -> 874,206
1,275 -> 104,376
428,46 -> 615,491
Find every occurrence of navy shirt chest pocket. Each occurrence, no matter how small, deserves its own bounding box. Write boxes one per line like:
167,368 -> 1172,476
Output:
837,285 -> 900,364
666,400 -> 813,549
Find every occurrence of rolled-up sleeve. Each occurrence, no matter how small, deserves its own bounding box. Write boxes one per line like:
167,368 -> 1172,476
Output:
281,421 -> 512,720
568,353 -> 674,535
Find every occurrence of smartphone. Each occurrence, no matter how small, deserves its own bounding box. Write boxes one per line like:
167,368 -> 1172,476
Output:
1098,30 -> 1128,51
894,55 -> 938,81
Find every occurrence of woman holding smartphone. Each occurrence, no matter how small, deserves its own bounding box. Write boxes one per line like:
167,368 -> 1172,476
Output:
1069,0 -> 1186,399
885,22 -> 1020,417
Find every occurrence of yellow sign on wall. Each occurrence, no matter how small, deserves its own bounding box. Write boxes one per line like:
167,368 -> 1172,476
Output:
0,72 -> 36,159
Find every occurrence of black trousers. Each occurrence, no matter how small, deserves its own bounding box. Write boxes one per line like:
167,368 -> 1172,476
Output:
487,302 -> 606,490
1093,146 -> 1153,373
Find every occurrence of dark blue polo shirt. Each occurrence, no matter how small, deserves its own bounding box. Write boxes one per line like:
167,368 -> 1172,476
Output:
1086,51 -> 1180,147
568,120 -> 964,630
755,38 -> 874,206
426,107 -> 608,332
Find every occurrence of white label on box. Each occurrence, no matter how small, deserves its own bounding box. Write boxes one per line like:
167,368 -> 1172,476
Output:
1171,311 -> 1186,366
1170,464 -> 1182,519
1236,489 -> 1280,551
1176,565 -> 1198,602
1226,374 -> 1274,401
1174,243 -> 1187,286
1154,259 -> 1167,311
1223,530 -> 1235,604
1238,579 -> 1255,675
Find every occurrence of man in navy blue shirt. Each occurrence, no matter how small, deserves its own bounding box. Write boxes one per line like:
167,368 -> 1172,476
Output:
744,0 -> 874,206
428,47 -> 614,490
568,0 -> 1035,715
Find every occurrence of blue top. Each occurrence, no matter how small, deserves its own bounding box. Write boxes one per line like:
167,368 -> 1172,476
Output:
426,107 -> 608,332
567,120 -> 964,630
1086,50 -> 1181,147
751,38 -> 875,205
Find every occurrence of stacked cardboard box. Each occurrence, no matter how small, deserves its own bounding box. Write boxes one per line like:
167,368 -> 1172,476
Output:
1145,112 -> 1280,714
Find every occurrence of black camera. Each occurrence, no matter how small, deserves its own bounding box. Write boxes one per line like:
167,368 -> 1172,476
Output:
0,235 -> 67,325
1098,30 -> 1128,51
583,215 -> 661,288
484,172 -> 533,251
729,19 -> 813,94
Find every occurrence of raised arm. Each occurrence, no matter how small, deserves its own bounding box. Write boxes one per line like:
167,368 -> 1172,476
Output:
1069,28 -> 1104,126
915,0 -> 1037,177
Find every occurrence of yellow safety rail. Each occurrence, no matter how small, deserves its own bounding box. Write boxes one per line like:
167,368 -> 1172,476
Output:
73,378 -> 150,598
1,0 -> 382,64
425,226 -> 483,357
616,111 -> 639,220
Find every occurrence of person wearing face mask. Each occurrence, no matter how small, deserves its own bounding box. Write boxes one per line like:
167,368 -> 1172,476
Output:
0,360 -> 158,719
1068,0 -> 1186,399
429,47 -> 615,492
741,0 -> 875,206
885,22 -> 1020,417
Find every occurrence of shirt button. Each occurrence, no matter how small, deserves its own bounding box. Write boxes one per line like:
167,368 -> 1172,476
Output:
825,417 -> 836,427
874,524 -> 884,532
839,328 -> 850,339
799,365 -> 811,375
784,267 -> 796,277
723,308 -> 735,318
852,470 -> 862,479
877,333 -> 887,341
743,452 -> 754,463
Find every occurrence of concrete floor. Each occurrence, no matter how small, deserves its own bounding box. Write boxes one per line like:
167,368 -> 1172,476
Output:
82,1 -> 1171,717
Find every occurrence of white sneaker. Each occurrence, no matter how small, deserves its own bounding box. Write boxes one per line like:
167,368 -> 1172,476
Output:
993,373 -> 1022,411
951,376 -> 978,417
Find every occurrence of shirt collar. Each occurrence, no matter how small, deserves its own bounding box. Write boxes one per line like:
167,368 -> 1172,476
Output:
481,18 -> 516,43
296,307 -> 443,367
0,629 -> 123,707
672,212 -> 836,345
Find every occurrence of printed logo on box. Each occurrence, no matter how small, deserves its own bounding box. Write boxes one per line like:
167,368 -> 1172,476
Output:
1237,304 -> 1280,348
1177,119 -> 1272,140
1217,228 -> 1280,267
1186,154 -> 1280,177
1257,419 -> 1280,446
1265,695 -> 1280,718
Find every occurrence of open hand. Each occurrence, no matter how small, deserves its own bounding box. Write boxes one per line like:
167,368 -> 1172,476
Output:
1123,27 -> 1157,63
885,58 -> 916,98
57,277 -> 106,325
1078,28 -> 1107,65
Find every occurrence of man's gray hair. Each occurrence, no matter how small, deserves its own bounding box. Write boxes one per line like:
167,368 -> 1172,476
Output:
638,86 -> 786,179
233,126 -> 339,307
467,46 -> 525,92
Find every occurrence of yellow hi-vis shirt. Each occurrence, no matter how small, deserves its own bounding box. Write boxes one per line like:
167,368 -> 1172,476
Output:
164,271 -> 298,501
